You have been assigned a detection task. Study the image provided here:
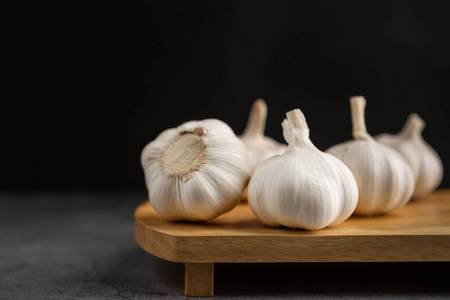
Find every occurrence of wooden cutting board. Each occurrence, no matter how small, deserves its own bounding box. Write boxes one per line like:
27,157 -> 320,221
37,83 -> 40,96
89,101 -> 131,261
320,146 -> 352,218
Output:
135,189 -> 450,296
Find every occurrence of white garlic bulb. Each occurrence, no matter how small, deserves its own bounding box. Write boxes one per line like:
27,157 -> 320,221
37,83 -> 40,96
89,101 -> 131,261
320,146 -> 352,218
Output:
240,99 -> 287,174
141,119 -> 250,221
247,109 -> 358,230
376,113 -> 443,198
326,96 -> 415,216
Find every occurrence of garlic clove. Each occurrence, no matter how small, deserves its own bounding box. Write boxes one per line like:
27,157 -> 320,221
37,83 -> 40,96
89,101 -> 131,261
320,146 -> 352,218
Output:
240,99 -> 287,174
141,119 -> 250,221
247,108 -> 358,230
376,113 -> 443,198
326,96 -> 415,216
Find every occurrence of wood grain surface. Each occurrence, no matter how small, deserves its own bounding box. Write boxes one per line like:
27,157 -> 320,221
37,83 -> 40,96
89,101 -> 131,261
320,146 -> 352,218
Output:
185,263 -> 214,296
135,189 -> 450,263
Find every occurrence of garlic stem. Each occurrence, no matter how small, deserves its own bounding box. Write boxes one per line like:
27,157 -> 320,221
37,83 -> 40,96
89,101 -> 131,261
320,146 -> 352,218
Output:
193,127 -> 205,136
350,96 -> 375,142
283,109 -> 311,147
242,98 -> 267,140
286,109 -> 309,134
399,113 -> 425,141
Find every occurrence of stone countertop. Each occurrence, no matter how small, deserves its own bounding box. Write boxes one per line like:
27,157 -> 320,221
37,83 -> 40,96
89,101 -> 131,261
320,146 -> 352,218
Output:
1,191 -> 449,299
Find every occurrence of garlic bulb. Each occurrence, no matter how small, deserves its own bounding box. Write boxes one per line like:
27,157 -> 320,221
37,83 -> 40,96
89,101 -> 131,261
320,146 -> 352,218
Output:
141,119 -> 250,221
247,109 -> 358,230
326,96 -> 415,216
376,113 -> 443,198
240,99 -> 287,174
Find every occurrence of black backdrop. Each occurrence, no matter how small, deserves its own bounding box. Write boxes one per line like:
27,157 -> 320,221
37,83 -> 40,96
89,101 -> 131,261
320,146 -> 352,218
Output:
3,0 -> 449,191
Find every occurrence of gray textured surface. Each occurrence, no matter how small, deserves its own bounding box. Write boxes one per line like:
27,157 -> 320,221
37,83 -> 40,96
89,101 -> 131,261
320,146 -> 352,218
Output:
0,192 -> 449,299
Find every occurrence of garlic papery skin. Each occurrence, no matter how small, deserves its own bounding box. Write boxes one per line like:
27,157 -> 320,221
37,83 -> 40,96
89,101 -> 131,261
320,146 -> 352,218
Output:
240,99 -> 287,174
376,113 -> 443,198
326,96 -> 415,216
141,119 -> 250,221
247,109 -> 358,230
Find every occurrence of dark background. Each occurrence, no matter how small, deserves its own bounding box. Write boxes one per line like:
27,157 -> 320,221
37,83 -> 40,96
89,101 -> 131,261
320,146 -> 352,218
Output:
3,0 -> 450,191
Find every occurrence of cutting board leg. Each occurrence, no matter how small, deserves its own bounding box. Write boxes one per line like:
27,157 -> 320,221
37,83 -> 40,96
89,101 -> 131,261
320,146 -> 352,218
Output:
185,263 -> 214,296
